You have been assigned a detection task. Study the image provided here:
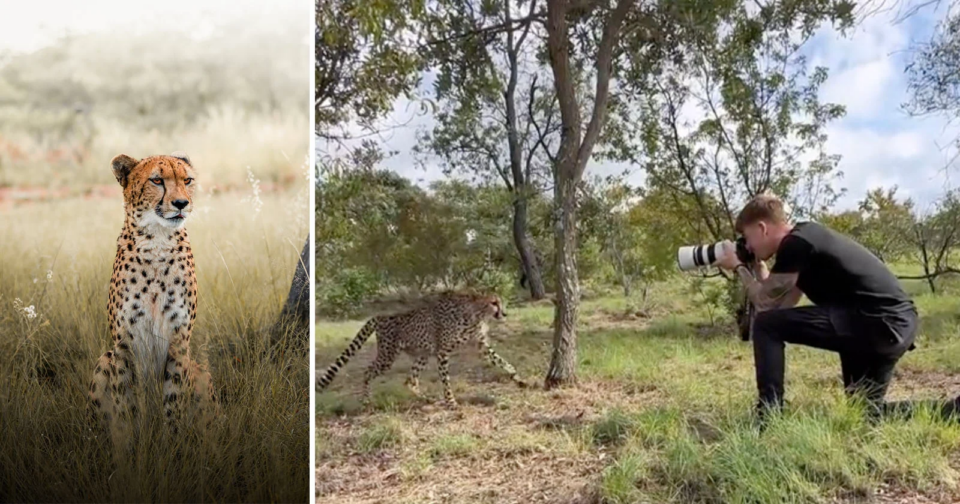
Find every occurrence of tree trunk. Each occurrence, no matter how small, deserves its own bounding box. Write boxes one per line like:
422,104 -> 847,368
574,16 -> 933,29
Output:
513,198 -> 546,299
916,224 -> 937,294
276,237 -> 310,343
542,0 -> 631,389
609,235 -> 630,297
545,176 -> 580,389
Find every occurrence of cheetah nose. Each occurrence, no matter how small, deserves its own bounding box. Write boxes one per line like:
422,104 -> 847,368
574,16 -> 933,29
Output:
172,199 -> 189,210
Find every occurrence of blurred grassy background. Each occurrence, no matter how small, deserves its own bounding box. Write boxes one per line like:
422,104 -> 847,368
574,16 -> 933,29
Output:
0,4 -> 308,191
0,3 -> 310,502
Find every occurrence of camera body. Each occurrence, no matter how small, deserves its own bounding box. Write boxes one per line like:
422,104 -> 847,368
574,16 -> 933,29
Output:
734,236 -> 755,264
676,236 -> 755,271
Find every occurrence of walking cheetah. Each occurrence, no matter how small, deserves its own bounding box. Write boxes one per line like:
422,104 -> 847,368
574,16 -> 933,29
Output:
318,292 -> 527,407
89,153 -> 216,446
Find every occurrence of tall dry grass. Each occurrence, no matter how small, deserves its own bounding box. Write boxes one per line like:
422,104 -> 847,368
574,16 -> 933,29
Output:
0,108 -> 308,190
0,176 -> 310,502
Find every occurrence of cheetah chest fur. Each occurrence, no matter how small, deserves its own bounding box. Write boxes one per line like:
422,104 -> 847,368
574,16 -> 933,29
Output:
110,228 -> 196,380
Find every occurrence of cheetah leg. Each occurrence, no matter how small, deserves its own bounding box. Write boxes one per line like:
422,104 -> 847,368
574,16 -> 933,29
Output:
361,342 -> 400,406
89,349 -> 136,451
163,353 -> 188,433
187,359 -> 218,428
404,354 -> 430,396
89,352 -> 116,427
478,338 -> 526,387
436,350 -> 457,408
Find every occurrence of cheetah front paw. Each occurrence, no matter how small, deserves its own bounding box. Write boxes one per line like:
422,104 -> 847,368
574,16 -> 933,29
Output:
404,378 -> 422,397
511,375 -> 530,388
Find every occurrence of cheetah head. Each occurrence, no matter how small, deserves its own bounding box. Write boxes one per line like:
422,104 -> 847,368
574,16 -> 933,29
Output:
112,152 -> 197,229
486,295 -> 507,320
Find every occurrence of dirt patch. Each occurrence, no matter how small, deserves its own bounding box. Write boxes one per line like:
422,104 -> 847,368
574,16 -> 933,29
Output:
317,376 -> 661,504
317,449 -> 602,504
832,483 -> 960,504
886,368 -> 960,402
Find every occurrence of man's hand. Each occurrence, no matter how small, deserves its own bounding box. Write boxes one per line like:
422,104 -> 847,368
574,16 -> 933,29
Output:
754,259 -> 770,280
716,240 -> 742,271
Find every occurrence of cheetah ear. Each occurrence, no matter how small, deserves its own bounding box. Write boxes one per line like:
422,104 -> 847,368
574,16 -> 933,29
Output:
111,154 -> 139,188
170,151 -> 191,166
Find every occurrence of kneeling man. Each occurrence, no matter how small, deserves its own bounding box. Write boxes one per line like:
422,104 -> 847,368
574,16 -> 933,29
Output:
717,193 -> 926,419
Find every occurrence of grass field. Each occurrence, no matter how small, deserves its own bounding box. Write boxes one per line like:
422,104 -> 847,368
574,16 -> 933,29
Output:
317,275 -> 960,503
0,172 -> 310,502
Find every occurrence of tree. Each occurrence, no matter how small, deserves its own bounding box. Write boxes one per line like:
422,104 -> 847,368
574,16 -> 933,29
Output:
277,238 -> 311,343
541,0 -> 637,388
316,0 -> 430,319
855,187 -> 914,263
316,0 -> 425,138
902,191 -> 960,293
578,174 -> 647,297
615,0 -> 851,239
415,0 -> 557,300
604,0 -> 852,331
905,5 -> 960,155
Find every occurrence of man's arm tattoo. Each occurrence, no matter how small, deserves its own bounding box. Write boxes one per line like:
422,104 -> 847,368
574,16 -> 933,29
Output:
735,267 -> 799,311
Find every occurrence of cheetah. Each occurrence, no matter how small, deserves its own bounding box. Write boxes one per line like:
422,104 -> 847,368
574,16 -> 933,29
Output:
89,152 -> 216,446
318,292 -> 527,407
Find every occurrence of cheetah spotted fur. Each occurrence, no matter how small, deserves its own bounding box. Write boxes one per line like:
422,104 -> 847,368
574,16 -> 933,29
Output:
318,292 -> 526,407
88,153 -> 217,446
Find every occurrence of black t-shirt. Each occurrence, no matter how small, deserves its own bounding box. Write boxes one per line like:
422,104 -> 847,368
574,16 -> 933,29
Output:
771,221 -> 916,324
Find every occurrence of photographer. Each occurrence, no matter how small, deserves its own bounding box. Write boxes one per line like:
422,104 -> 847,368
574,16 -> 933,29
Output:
715,193 -> 942,421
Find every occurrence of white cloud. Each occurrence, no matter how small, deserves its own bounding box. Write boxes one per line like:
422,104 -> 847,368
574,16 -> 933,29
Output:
801,4 -> 960,209
826,120 -> 958,208
821,60 -> 895,120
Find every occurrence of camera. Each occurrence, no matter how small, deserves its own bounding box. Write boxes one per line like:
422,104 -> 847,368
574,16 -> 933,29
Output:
676,237 -> 754,271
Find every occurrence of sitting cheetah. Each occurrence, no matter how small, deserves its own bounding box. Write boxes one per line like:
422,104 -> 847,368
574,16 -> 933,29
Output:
89,153 -> 217,446
318,292 -> 527,407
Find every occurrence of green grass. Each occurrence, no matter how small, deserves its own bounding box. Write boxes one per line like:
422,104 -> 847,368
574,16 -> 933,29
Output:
428,433 -> 481,459
317,276 -> 960,503
357,419 -> 407,453
0,183 -> 309,502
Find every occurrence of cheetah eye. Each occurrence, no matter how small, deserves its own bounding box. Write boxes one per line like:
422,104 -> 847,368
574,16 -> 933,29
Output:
184,178 -> 194,186
150,177 -> 163,186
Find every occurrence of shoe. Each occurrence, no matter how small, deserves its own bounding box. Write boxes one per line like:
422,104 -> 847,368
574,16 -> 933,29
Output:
754,399 -> 783,432
943,395 -> 960,420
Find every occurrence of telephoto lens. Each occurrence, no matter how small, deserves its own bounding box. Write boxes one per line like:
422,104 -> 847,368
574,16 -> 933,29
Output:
676,241 -> 732,271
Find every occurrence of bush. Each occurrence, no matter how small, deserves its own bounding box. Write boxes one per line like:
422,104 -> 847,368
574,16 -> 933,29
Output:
319,268 -> 381,317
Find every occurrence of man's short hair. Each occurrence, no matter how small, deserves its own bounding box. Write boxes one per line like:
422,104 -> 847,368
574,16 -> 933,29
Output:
735,193 -> 788,233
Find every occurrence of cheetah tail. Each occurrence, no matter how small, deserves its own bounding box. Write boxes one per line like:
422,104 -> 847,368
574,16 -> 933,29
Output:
317,318 -> 377,390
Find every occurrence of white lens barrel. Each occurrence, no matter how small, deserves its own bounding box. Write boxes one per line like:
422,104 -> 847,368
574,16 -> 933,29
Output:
676,242 -> 727,271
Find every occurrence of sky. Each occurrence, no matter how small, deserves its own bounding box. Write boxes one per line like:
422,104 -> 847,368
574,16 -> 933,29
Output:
320,1 -> 960,213
0,0 -> 309,52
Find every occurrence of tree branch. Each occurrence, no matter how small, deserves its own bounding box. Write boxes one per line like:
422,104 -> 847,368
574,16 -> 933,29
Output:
423,13 -> 544,48
897,268 -> 960,280
575,0 -> 634,177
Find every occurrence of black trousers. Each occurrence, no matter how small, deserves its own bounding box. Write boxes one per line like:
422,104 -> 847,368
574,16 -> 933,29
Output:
752,305 -> 918,413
